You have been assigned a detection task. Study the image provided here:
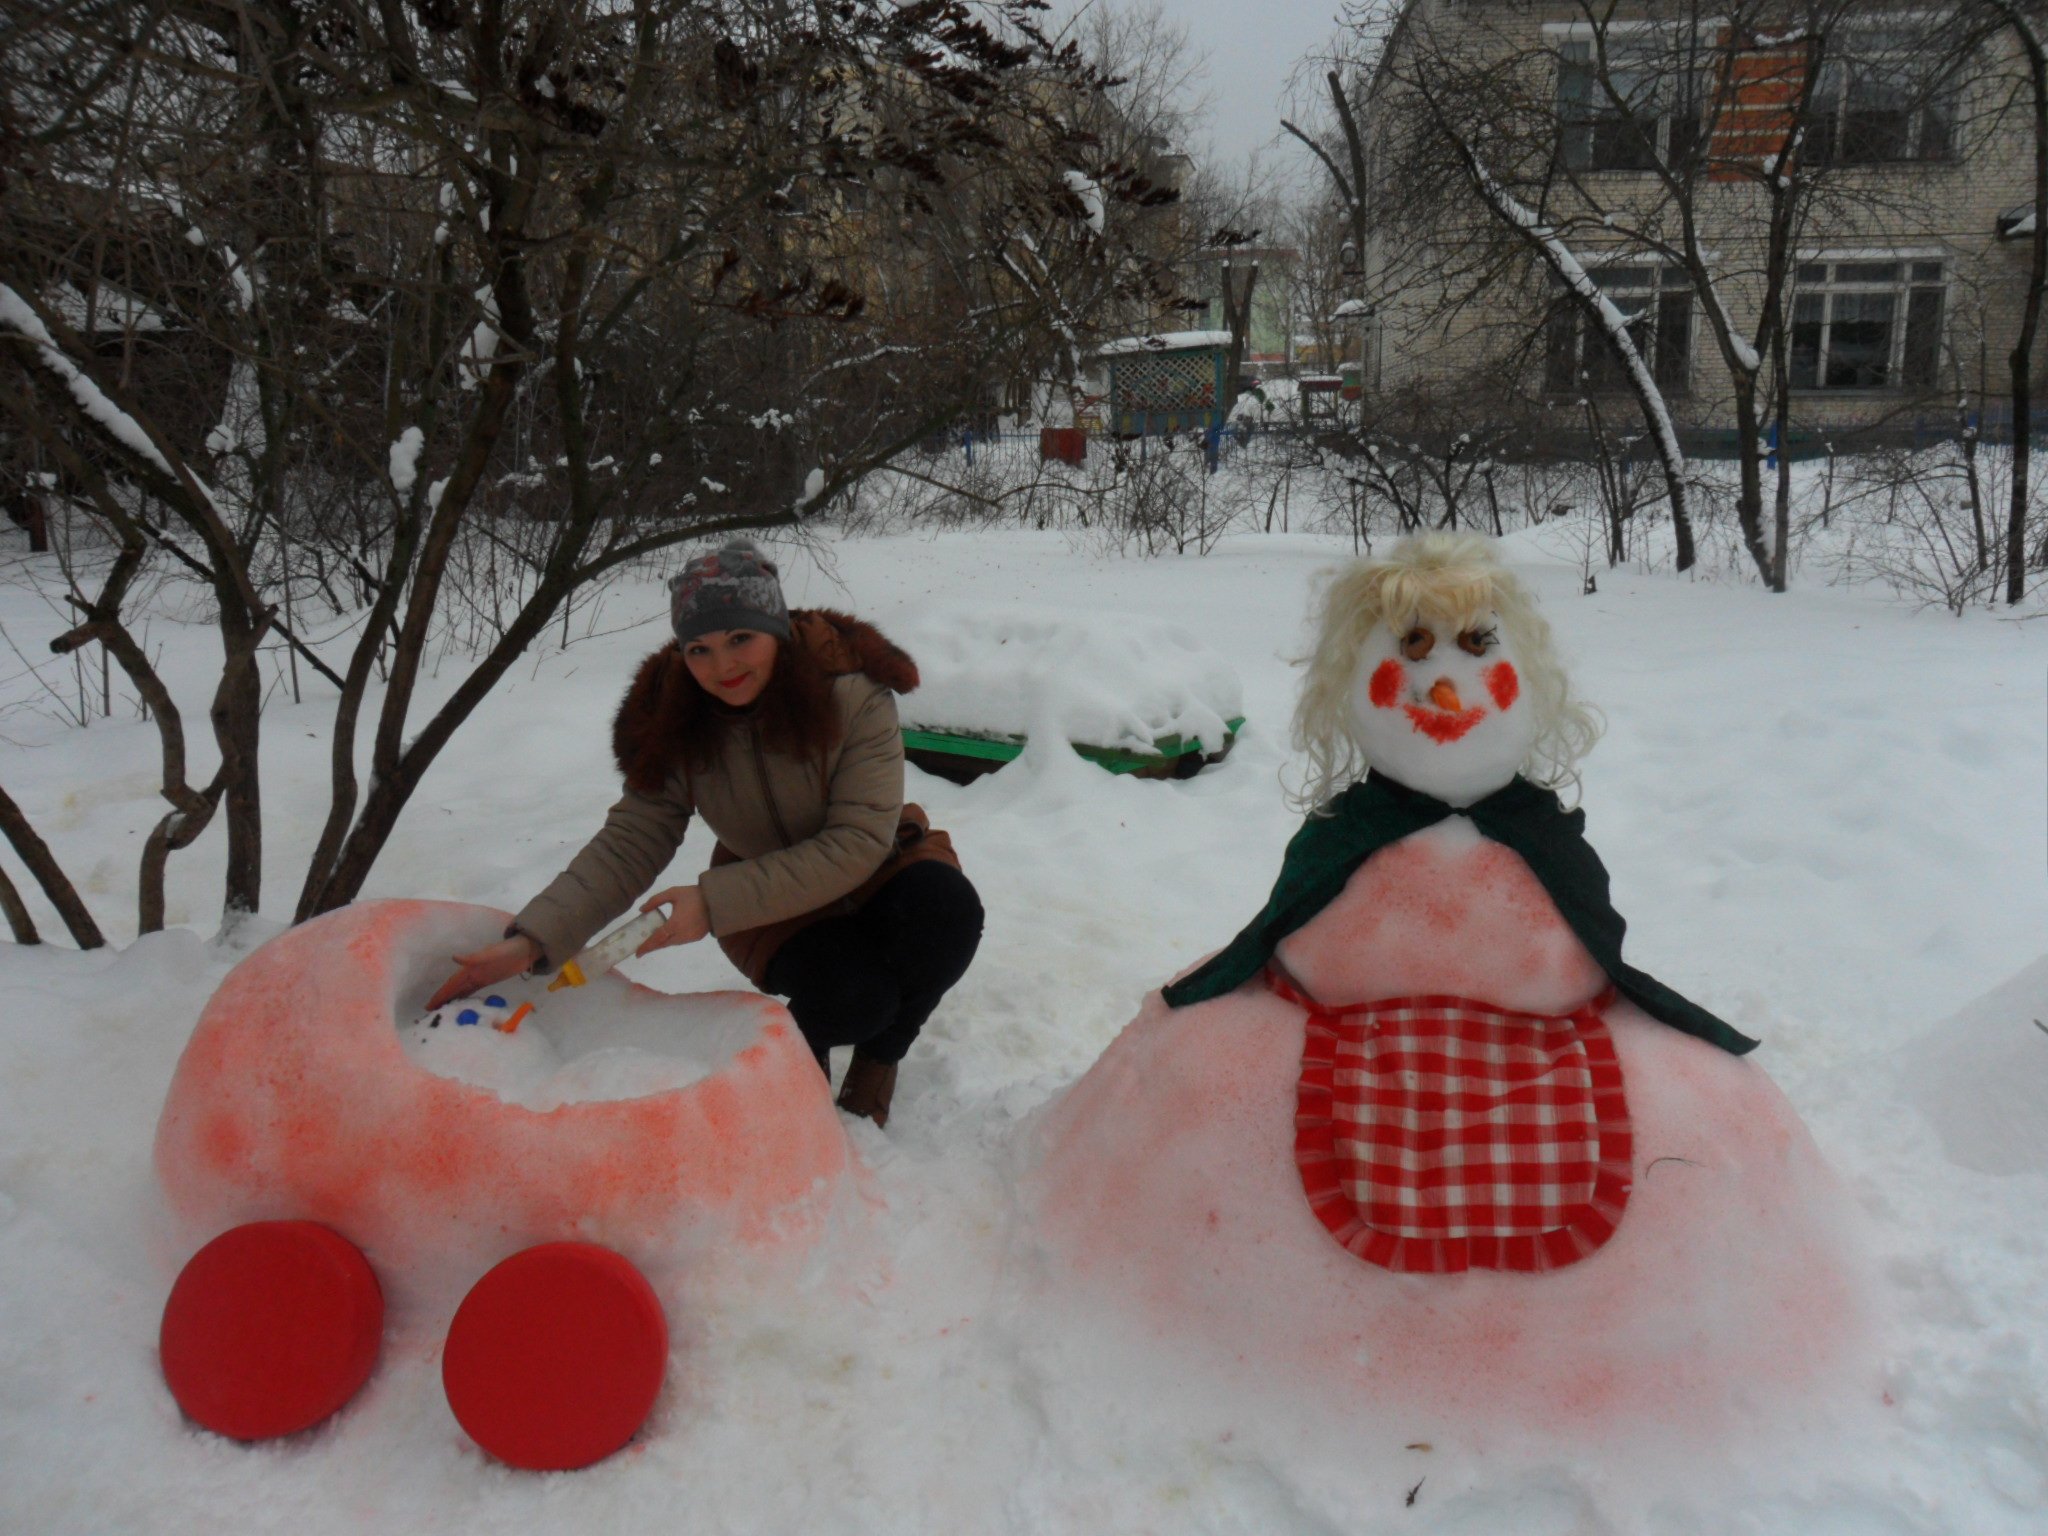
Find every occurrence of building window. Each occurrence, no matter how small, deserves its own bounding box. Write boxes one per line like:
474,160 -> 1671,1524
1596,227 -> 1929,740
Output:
1556,41 -> 1701,172
1545,265 -> 1692,395
1806,39 -> 1955,164
1789,260 -> 1944,390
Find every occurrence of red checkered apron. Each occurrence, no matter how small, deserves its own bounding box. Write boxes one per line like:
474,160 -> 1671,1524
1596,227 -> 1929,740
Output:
1276,969 -> 1633,1274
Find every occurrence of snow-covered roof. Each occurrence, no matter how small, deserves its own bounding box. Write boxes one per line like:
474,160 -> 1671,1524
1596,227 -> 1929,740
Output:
1096,330 -> 1231,357
46,283 -> 166,334
1999,204 -> 2036,239
1330,298 -> 1374,320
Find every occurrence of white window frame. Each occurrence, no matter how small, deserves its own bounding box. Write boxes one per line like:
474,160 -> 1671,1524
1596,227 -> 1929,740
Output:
1788,254 -> 1947,392
1545,263 -> 1694,396
1553,32 -> 1706,175
1805,21 -> 1961,165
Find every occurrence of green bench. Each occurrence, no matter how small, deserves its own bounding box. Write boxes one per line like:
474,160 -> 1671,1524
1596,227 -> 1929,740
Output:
900,719 -> 1245,784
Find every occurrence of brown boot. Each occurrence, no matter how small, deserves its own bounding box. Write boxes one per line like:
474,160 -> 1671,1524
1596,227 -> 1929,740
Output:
835,1054 -> 898,1128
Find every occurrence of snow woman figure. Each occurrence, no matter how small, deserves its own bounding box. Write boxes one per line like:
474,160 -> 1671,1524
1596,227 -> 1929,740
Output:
1027,533 -> 1863,1430
1162,532 -> 1755,1273
1032,536 -> 1867,1441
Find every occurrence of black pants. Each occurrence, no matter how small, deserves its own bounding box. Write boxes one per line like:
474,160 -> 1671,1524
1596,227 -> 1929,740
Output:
763,860 -> 984,1071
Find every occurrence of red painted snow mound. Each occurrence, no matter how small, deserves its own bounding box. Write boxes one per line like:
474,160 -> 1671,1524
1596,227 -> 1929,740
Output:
1029,988 -> 1868,1434
153,900 -> 852,1302
1027,827 -> 1871,1437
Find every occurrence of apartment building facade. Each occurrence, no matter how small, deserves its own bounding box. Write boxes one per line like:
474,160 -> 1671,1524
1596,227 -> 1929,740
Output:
1357,0 -> 2039,445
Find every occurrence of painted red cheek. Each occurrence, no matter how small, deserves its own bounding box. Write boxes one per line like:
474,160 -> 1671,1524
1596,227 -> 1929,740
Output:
1486,662 -> 1520,710
1368,660 -> 1405,709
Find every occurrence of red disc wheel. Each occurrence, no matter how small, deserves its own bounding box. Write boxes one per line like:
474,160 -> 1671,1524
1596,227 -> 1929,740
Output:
442,1243 -> 668,1471
159,1221 -> 384,1441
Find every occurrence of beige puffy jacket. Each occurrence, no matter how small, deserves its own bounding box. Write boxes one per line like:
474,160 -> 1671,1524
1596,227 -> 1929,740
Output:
512,611 -> 927,982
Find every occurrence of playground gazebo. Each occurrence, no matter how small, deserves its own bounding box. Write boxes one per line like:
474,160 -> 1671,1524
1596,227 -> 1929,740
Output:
1097,330 -> 1230,438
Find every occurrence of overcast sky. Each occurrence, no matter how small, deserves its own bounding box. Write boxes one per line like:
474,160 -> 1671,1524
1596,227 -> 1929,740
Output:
1055,0 -> 1347,180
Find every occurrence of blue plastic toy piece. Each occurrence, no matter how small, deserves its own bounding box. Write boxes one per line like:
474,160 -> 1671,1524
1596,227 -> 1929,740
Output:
486,995 -> 507,1008
456,1009 -> 480,1026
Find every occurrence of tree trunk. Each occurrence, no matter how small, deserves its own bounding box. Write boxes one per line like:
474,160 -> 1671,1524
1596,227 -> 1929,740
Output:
1728,381 -> 1777,587
2009,7 -> 2047,600
19,491 -> 49,553
0,782 -> 105,948
303,568 -> 574,914
1961,417 -> 1990,572
295,336 -> 524,922
1219,261 -> 1259,417
0,860 -> 40,944
211,608 -> 266,923
1771,377 -> 1794,593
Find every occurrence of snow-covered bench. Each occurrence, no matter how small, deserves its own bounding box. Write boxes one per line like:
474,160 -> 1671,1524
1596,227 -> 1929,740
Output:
888,605 -> 1245,782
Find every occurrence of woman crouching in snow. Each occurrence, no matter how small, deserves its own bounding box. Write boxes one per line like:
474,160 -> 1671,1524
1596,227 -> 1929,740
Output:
430,540 -> 983,1126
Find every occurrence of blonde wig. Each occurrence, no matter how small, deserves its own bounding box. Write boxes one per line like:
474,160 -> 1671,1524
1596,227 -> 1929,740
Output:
1288,533 -> 1603,813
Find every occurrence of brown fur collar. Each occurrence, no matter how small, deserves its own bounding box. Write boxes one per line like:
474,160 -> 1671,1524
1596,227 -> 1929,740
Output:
612,609 -> 918,793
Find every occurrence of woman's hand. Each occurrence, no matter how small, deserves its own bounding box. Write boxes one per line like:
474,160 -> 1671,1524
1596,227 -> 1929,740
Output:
428,934 -> 540,1010
637,886 -> 711,954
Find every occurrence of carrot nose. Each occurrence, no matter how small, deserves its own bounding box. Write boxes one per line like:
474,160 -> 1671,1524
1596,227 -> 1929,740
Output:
1428,678 -> 1464,712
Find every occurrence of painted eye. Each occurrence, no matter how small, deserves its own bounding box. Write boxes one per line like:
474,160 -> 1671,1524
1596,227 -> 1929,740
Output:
1457,627 -> 1497,657
1399,627 -> 1435,661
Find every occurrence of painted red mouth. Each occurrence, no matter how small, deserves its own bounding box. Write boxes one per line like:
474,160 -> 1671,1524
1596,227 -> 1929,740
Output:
717,676 -> 750,690
1403,703 -> 1485,743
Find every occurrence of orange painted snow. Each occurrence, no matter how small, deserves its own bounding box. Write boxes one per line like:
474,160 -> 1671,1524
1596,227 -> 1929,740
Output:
154,901 -> 852,1303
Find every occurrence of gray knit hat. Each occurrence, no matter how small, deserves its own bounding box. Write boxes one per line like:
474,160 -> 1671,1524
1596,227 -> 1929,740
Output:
668,540 -> 792,644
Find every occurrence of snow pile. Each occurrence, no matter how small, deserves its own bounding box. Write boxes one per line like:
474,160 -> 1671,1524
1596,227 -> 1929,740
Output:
4,529 -> 2048,1532
1229,377 -> 1301,424
1899,953 -> 2048,1176
46,282 -> 166,334
887,603 -> 1243,756
1228,386 -> 1273,424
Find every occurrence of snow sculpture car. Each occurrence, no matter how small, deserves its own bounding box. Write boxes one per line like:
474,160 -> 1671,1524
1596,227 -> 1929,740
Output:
153,899 -> 853,1467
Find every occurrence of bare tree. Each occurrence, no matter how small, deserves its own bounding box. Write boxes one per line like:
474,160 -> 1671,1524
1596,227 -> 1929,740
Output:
1966,0 -> 2048,601
0,780 -> 104,948
2,0 -> 1160,934
1283,197 -> 1358,381
1331,0 -> 1998,590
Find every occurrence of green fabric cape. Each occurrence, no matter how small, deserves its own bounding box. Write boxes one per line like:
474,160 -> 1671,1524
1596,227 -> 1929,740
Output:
1161,771 -> 1759,1056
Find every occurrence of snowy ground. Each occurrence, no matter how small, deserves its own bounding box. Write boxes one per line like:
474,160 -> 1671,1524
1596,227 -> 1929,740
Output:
2,525 -> 2046,1533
